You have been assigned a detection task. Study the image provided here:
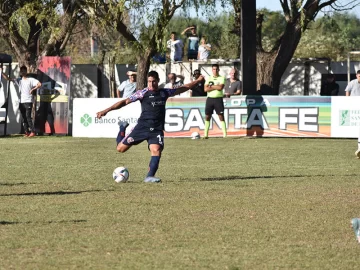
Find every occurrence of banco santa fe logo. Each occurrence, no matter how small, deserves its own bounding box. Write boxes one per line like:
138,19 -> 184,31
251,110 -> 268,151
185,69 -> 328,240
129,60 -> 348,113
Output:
80,114 -> 92,127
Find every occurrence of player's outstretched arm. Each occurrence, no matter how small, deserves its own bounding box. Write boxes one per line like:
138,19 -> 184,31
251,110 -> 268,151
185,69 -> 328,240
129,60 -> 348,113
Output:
172,75 -> 204,96
96,98 -> 131,119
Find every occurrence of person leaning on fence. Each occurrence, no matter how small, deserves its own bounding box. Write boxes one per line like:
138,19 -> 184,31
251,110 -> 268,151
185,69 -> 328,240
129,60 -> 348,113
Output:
1,65 -> 41,137
320,74 -> 339,96
117,70 -> 137,98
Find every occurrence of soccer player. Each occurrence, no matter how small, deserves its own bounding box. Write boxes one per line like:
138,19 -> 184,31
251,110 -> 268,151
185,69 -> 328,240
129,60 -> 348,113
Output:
96,71 -> 204,183
203,64 -> 226,138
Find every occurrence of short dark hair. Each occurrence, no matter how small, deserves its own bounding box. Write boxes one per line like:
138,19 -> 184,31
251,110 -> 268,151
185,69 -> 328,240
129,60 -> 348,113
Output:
148,71 -> 159,81
171,31 -> 177,36
357,70 -> 360,75
193,69 -> 200,75
212,64 -> 219,69
20,65 -> 27,71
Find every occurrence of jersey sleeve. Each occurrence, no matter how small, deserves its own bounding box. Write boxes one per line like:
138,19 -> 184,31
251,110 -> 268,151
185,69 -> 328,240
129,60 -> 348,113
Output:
129,89 -> 147,102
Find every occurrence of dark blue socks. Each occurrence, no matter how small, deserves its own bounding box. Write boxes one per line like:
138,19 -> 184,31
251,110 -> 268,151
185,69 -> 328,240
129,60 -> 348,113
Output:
116,125 -> 127,145
147,156 -> 160,177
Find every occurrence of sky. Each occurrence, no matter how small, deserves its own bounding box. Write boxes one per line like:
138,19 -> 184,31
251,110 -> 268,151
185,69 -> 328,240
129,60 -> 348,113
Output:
256,0 -> 360,17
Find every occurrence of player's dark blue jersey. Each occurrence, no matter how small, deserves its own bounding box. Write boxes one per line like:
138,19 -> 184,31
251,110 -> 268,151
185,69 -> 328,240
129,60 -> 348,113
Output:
129,88 -> 177,130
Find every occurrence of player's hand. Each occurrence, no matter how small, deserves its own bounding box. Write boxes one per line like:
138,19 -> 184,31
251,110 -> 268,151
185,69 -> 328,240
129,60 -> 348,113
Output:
96,110 -> 107,119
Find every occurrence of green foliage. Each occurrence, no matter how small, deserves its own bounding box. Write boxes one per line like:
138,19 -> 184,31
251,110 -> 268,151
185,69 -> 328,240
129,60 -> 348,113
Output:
295,12 -> 360,61
258,9 -> 287,51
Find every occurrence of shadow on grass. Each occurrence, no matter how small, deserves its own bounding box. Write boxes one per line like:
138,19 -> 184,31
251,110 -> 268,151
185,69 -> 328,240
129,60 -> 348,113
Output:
0,182 -> 36,186
0,189 -> 104,197
200,174 -> 359,181
0,220 -> 87,226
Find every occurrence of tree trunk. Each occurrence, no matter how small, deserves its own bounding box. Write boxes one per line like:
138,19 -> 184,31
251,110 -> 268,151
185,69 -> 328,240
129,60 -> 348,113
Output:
136,49 -> 154,89
257,21 -> 302,95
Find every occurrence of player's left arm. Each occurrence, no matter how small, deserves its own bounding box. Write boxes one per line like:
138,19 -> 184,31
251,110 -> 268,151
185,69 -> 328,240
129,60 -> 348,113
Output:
172,75 -> 204,96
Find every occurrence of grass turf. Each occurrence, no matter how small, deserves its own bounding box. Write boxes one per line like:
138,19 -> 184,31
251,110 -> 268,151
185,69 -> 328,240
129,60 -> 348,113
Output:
0,136 -> 360,269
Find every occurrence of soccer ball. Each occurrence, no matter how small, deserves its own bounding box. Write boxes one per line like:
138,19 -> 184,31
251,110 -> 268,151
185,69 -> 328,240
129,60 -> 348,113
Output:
191,131 -> 200,139
112,167 -> 130,183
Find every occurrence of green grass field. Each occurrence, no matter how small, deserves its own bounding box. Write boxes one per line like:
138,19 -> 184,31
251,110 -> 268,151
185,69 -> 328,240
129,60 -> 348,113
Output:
1,136 -> 360,269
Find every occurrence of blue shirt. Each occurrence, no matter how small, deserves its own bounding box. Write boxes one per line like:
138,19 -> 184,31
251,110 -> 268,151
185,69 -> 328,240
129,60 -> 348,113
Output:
129,88 -> 177,130
119,80 -> 137,98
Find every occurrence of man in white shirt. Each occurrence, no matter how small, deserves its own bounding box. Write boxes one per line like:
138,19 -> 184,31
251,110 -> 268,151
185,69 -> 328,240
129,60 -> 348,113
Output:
1,66 -> 41,137
166,32 -> 183,62
117,70 -> 137,98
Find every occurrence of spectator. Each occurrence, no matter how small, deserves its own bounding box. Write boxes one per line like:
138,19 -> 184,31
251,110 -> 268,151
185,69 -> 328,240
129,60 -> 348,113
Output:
164,73 -> 190,97
204,64 -> 226,138
190,69 -> 206,97
320,74 -> 339,96
166,32 -> 183,62
197,36 -> 211,61
164,73 -> 183,89
345,70 -> 360,96
346,70 -> 360,159
1,65 -> 41,137
117,70 -> 137,98
224,68 -> 242,97
181,25 -> 199,61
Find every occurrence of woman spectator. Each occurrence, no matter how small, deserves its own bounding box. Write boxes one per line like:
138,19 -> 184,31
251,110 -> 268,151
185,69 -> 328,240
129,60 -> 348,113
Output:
197,36 -> 211,61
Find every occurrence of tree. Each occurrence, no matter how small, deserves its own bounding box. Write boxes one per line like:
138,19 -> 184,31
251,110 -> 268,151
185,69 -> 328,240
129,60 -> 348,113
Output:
232,0 -> 360,94
79,0 -> 213,89
295,12 -> 360,61
0,0 -> 81,71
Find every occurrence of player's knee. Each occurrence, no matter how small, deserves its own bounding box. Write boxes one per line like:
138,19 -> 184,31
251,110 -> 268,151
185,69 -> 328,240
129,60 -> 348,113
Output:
116,144 -> 127,153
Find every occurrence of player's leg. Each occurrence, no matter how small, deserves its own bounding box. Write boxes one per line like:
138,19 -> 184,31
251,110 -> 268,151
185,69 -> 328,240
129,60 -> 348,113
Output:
356,126 -> 360,159
19,103 -> 29,136
204,98 -> 213,139
214,98 -> 227,138
116,121 -> 129,145
144,130 -> 163,183
116,122 -> 143,153
25,103 -> 35,137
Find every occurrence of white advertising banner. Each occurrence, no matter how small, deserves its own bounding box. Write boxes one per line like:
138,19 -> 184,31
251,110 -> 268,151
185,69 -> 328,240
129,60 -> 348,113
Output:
331,97 -> 360,138
73,98 -> 141,138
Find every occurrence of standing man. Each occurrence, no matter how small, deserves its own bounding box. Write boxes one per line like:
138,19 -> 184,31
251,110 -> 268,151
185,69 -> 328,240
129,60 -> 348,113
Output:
203,64 -> 226,138
181,25 -> 199,61
224,67 -> 242,97
190,69 -> 206,97
346,70 -> 360,158
117,70 -> 137,98
320,74 -> 339,96
96,71 -> 204,183
1,66 -> 41,137
166,32 -> 183,62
